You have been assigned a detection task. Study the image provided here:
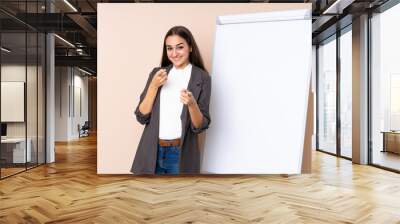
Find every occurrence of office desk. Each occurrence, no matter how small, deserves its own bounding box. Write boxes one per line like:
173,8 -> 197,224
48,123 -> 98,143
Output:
1,138 -> 32,164
381,131 -> 400,154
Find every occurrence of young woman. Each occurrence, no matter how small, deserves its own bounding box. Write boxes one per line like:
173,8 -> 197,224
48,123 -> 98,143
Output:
131,26 -> 212,175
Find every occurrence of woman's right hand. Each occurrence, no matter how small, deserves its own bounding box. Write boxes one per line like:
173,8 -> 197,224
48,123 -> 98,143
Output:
137,68 -> 167,118
149,68 -> 168,89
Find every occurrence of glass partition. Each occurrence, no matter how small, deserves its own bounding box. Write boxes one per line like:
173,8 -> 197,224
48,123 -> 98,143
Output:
0,1 -> 46,179
317,36 -> 337,155
0,31 -> 28,177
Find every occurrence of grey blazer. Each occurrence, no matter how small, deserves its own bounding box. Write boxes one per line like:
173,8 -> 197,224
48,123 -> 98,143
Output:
130,64 -> 212,174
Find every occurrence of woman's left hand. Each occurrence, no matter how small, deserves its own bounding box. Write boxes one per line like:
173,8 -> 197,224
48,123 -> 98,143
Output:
180,89 -> 197,107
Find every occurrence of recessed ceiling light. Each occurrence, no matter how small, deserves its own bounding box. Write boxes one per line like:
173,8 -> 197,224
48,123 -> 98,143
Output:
78,67 -> 93,76
323,0 -> 355,15
1,47 -> 11,53
63,0 -> 78,12
54,34 -> 75,48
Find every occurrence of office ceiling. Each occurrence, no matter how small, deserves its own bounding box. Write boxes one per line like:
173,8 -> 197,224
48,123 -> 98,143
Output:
0,0 -> 392,75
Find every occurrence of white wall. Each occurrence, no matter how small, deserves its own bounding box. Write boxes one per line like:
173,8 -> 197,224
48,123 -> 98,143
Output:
72,72 -> 89,138
55,67 -> 69,141
55,67 -> 89,141
1,65 -> 38,138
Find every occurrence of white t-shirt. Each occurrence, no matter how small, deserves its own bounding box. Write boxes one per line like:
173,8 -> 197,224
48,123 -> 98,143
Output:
159,63 -> 192,140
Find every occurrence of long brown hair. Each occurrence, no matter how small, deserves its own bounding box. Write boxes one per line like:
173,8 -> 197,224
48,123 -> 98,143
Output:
160,26 -> 206,72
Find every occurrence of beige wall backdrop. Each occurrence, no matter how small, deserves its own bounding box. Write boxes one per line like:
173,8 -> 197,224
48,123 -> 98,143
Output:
97,3 -> 310,174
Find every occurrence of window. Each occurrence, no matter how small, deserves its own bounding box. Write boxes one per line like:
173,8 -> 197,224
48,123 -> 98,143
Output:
370,2 -> 400,171
318,36 -> 337,154
339,28 -> 352,158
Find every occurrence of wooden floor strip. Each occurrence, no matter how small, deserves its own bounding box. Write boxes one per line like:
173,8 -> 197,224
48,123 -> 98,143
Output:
0,134 -> 400,223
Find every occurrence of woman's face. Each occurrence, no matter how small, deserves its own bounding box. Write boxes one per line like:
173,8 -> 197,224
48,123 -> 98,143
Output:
165,35 -> 191,69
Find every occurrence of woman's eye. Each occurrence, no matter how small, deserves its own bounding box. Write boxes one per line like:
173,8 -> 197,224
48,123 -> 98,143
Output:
167,48 -> 172,51
177,46 -> 184,50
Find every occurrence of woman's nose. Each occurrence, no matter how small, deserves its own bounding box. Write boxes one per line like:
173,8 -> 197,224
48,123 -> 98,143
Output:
171,49 -> 178,57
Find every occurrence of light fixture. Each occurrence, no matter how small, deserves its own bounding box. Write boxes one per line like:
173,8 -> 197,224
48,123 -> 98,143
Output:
1,47 -> 11,53
76,48 -> 86,56
54,34 -> 75,48
78,67 -> 93,76
63,0 -> 78,12
322,0 -> 355,15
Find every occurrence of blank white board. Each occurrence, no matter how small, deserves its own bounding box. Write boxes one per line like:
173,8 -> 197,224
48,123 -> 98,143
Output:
201,9 -> 312,174
1,82 -> 25,122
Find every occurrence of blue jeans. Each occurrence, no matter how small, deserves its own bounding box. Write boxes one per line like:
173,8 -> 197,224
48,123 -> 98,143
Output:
155,144 -> 181,174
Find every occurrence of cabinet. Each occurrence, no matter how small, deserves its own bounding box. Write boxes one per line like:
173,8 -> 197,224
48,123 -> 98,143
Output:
382,131 -> 400,154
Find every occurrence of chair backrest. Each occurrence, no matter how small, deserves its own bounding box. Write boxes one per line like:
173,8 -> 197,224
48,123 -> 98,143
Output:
82,121 -> 90,129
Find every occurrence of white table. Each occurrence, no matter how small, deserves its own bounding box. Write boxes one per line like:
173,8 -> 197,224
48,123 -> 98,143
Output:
1,138 -> 32,163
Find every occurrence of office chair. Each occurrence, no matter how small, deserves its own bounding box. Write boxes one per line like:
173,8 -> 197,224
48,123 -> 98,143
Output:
79,121 -> 90,138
